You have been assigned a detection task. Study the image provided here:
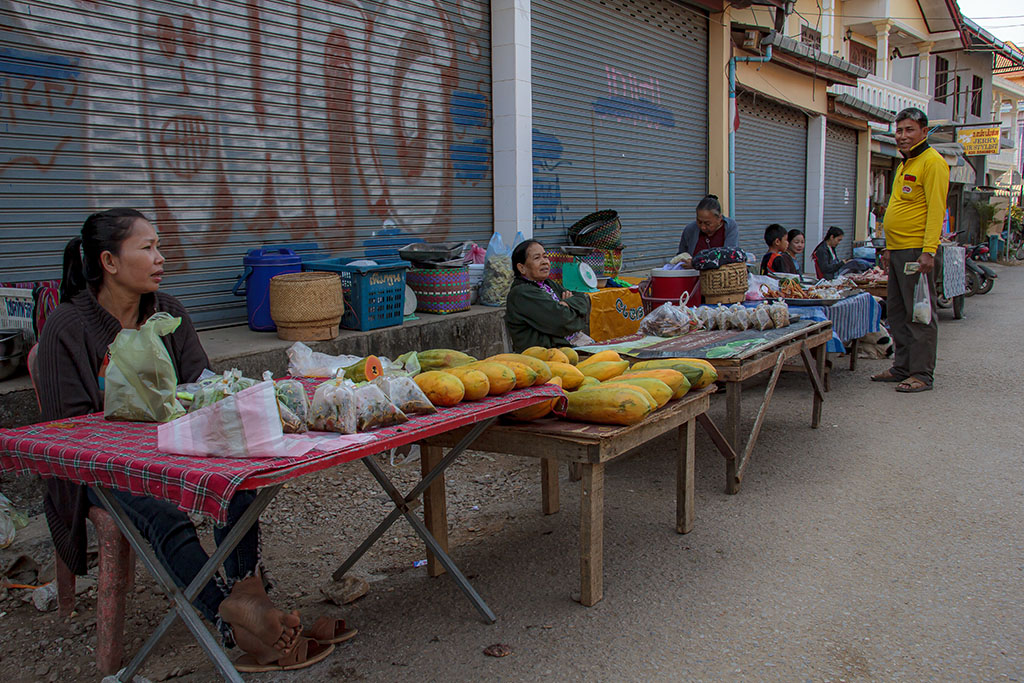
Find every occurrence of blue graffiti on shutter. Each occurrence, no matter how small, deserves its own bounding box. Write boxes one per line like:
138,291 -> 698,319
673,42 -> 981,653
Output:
450,91 -> 489,181
533,129 -> 570,232
0,47 -> 79,79
592,96 -> 674,128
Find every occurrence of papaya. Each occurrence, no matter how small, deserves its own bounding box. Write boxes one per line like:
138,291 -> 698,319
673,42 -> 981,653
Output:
487,353 -> 552,384
442,367 -> 490,401
674,358 -> 718,389
464,361 -> 517,395
342,355 -> 384,383
577,349 -> 622,368
558,347 -> 579,365
578,360 -> 629,382
616,369 -> 691,399
414,371 -> 465,407
577,376 -> 601,390
487,360 -> 537,389
590,383 -> 657,411
629,359 -> 705,388
565,386 -> 651,426
605,377 -> 673,408
417,349 -> 477,372
545,348 -> 570,364
522,346 -> 550,361
547,362 -> 585,390
507,377 -> 564,421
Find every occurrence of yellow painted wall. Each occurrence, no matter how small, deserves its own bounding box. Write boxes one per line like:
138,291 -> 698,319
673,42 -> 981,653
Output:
735,60 -> 830,115
887,0 -> 929,38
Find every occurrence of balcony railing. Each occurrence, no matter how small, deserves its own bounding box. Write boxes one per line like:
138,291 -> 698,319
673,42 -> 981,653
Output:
831,74 -> 931,129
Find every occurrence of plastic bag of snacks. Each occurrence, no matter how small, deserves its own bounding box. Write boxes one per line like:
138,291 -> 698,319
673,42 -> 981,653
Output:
353,384 -> 408,431
768,300 -> 790,328
190,369 -> 258,412
274,378 -> 309,434
749,304 -> 774,331
727,305 -> 749,331
373,376 -> 436,416
308,379 -> 358,434
479,231 -> 523,306
638,302 -> 695,337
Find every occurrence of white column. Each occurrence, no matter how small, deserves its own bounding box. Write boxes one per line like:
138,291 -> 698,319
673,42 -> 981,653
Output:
805,115 -> 826,276
1013,98 -> 1022,174
820,0 -> 835,56
491,0 -> 533,242
873,20 -> 893,80
916,41 -> 933,95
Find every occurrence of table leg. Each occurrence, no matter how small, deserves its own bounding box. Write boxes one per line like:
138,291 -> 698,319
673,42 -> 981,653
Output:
677,419 -> 695,534
421,444 -> 448,578
849,338 -> 860,372
541,458 -> 560,515
812,342 -> 826,428
579,463 -> 604,607
725,381 -> 741,489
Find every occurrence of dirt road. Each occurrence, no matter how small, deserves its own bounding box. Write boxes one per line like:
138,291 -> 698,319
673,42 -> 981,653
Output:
1,265 -> 1021,682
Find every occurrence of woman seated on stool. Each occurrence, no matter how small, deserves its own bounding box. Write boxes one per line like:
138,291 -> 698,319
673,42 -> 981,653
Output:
36,208 -> 344,672
813,226 -> 847,279
504,239 -> 591,352
786,229 -> 805,271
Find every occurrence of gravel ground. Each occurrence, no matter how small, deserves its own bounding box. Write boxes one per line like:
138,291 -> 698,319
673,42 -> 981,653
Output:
1,263 -> 1022,682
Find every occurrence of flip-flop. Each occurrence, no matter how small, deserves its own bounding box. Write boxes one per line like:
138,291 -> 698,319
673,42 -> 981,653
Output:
235,637 -> 335,673
895,378 -> 932,393
302,616 -> 358,645
871,369 -> 903,382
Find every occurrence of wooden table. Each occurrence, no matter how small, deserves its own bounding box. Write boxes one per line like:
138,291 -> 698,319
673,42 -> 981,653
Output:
419,386 -> 728,606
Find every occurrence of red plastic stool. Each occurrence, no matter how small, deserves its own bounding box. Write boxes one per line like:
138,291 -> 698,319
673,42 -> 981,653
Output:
55,506 -> 136,676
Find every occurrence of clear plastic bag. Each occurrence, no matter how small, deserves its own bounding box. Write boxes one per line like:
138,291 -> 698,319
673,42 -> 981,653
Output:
638,302 -> 695,337
714,305 -> 731,331
309,379 -> 358,434
189,369 -> 258,412
275,379 -> 310,434
768,300 -> 790,328
749,304 -> 774,331
912,275 -> 932,324
479,231 -> 523,306
104,312 -> 185,422
727,305 -> 750,331
287,342 -> 362,378
373,376 -> 436,415
353,384 -> 408,431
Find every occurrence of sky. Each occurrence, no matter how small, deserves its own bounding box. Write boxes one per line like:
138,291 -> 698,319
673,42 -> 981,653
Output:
957,0 -> 1024,46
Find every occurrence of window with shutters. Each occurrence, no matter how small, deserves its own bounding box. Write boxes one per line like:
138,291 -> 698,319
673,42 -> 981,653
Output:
800,25 -> 821,50
849,41 -> 875,75
970,75 -> 983,117
934,56 -> 950,103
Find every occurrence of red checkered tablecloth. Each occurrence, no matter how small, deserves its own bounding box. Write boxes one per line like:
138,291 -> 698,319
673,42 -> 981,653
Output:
0,381 -> 561,523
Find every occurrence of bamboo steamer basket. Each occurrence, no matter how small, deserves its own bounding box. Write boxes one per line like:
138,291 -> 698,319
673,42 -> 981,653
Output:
269,272 -> 343,341
699,262 -> 748,305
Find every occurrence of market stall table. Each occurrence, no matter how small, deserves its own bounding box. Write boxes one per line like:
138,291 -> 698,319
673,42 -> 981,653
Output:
0,382 -> 560,682
419,385 -> 733,606
576,319 -> 832,494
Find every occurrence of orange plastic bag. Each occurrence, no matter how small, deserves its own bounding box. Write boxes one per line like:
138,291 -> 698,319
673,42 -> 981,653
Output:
587,288 -> 644,342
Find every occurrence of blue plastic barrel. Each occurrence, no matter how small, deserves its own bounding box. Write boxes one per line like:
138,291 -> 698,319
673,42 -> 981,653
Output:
232,248 -> 301,331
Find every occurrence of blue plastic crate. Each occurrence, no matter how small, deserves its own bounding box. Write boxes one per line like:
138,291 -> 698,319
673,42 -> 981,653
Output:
303,258 -> 407,331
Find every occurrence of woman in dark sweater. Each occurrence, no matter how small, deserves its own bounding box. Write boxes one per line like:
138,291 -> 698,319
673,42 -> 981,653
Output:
504,240 -> 591,352
37,209 -> 335,670
812,226 -> 847,279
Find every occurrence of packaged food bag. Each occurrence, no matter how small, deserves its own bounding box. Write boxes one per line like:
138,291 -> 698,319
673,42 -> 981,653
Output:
912,275 -> 932,324
308,379 -> 358,434
190,369 -> 258,412
373,376 -> 436,415
287,342 -> 362,378
274,378 -> 310,434
479,231 -> 516,306
768,300 -> 790,328
104,312 -> 185,422
353,384 -> 408,431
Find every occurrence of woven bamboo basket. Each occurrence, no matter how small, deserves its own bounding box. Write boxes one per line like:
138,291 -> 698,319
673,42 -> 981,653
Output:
699,262 -> 747,305
269,272 -> 344,341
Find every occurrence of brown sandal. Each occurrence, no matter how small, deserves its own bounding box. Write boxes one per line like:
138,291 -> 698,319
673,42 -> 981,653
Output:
871,369 -> 903,382
895,378 -> 932,393
235,637 -> 335,673
302,616 -> 358,645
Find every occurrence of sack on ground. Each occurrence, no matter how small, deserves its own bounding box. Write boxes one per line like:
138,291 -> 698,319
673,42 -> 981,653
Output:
104,312 -> 185,422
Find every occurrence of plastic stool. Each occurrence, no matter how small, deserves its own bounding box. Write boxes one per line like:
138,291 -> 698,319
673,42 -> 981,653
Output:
55,506 -> 136,676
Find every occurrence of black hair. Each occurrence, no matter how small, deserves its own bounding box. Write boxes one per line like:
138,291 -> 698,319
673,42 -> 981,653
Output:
764,224 -> 787,248
787,229 -> 803,244
825,226 -> 845,240
511,239 -> 544,278
695,194 -> 722,216
895,107 -> 928,128
60,208 -> 148,303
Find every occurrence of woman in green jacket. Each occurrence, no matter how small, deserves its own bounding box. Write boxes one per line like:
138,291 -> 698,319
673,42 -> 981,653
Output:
505,239 -> 591,352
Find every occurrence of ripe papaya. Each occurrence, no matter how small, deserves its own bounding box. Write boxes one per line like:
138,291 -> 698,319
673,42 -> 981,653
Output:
558,347 -> 579,365
616,369 -> 691,399
544,348 -> 570,364
629,359 -> 705,387
442,367 -> 490,401
593,382 -> 657,411
507,377 -> 565,421
417,349 -> 477,372
487,353 -> 552,384
522,346 -> 550,361
577,349 -> 622,369
577,376 -> 601,390
487,360 -> 537,389
547,362 -> 585,390
464,361 -> 517,395
578,360 -> 629,382
605,377 -> 673,408
565,386 -> 651,426
414,371 -> 465,407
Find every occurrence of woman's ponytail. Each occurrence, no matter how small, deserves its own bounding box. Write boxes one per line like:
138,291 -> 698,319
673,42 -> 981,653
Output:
59,236 -> 88,303
58,208 -> 145,303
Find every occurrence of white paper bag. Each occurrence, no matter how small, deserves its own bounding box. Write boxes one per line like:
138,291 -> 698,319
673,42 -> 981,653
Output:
158,381 -> 315,459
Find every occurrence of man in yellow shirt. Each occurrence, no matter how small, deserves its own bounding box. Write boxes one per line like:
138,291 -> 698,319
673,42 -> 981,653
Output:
872,108 -> 949,392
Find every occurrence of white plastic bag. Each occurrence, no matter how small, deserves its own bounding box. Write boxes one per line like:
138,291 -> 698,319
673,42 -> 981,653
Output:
912,275 -> 932,324
287,342 -> 362,378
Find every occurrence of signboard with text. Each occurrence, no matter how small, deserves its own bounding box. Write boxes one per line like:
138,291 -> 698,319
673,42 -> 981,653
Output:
957,127 -> 1001,155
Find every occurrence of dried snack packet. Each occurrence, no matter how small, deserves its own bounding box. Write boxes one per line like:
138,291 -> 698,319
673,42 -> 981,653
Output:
309,379 -> 358,434
353,384 -> 408,431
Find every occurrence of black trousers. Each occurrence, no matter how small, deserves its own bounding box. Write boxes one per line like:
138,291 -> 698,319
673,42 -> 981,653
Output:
886,248 -> 938,384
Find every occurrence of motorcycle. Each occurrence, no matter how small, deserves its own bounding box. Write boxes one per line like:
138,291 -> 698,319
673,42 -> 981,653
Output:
966,243 -> 996,295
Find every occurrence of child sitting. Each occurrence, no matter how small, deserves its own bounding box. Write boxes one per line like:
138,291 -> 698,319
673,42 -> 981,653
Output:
760,224 -> 799,276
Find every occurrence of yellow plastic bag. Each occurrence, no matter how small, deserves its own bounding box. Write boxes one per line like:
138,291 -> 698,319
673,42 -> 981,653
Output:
104,312 -> 185,422
587,288 -> 645,342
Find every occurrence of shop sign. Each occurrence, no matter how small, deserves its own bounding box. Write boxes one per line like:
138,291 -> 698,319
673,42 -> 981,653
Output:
956,127 -> 1001,155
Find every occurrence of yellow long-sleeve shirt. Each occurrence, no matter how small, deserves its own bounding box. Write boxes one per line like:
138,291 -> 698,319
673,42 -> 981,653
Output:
882,140 -> 949,253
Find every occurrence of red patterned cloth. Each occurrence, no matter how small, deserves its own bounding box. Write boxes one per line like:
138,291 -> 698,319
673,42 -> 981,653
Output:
0,380 -> 561,523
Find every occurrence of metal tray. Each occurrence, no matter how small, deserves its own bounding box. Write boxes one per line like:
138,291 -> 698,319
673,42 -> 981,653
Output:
398,242 -> 465,262
782,290 -> 862,306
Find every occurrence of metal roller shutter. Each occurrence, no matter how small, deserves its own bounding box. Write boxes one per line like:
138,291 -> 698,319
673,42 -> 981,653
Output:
531,0 -> 708,268
0,0 -> 492,327
823,122 -> 858,260
734,93 -> 807,257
